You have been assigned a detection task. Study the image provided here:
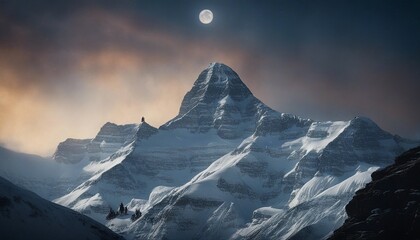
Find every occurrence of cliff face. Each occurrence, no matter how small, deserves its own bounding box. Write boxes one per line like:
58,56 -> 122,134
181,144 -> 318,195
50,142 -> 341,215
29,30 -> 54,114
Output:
53,123 -> 138,164
329,146 -> 420,240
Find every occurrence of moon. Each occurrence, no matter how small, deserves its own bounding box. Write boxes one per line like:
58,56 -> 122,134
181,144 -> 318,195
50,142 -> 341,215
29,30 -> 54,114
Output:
199,9 -> 213,24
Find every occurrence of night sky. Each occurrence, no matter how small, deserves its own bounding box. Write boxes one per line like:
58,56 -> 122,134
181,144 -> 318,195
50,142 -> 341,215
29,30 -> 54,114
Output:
1,0 -> 419,156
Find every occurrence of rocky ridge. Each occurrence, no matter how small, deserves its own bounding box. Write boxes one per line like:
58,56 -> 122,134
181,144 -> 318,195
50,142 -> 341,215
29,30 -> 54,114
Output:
329,146 -> 420,240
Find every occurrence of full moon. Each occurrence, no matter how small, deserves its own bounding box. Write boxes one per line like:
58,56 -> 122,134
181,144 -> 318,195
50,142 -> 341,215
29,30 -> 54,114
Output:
199,9 -> 213,24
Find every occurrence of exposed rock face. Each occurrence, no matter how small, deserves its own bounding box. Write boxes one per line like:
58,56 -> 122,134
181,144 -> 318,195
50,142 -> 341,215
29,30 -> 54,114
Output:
316,117 -> 403,174
0,176 -> 123,240
329,146 -> 420,240
53,122 -> 138,164
135,122 -> 158,140
161,63 -> 304,139
54,138 -> 91,164
87,122 -> 138,161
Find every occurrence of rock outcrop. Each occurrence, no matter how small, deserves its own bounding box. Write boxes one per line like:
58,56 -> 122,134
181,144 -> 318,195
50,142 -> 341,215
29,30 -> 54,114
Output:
53,123 -> 138,164
329,146 -> 420,240
54,138 -> 91,164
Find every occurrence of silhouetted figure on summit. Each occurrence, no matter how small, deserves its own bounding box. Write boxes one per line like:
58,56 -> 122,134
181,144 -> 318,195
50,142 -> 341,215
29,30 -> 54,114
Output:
141,117 -> 145,123
124,206 -> 128,215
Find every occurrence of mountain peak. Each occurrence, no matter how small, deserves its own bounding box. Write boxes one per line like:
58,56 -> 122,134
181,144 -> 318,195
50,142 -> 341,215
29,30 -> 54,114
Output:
178,62 -> 252,116
207,61 -> 232,70
161,63 -> 280,138
196,62 -> 250,90
206,62 -> 238,74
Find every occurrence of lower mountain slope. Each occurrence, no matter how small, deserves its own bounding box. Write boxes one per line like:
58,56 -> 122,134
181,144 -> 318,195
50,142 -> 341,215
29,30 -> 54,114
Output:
0,176 -> 123,240
122,117 -> 417,240
329,146 -> 420,240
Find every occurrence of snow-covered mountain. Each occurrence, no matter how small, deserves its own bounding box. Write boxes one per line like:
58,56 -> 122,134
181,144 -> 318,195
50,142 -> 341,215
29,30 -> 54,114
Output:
0,124 -> 140,202
0,122 -> 140,200
47,62 -> 419,239
0,176 -> 123,240
55,63 -> 305,221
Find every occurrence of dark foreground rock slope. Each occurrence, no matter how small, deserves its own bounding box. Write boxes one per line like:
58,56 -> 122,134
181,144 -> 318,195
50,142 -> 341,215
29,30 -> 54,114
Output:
329,146 -> 420,240
0,176 -> 123,240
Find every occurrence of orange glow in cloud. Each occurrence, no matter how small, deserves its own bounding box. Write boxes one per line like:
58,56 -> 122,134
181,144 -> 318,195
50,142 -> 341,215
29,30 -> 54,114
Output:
0,8 -> 260,156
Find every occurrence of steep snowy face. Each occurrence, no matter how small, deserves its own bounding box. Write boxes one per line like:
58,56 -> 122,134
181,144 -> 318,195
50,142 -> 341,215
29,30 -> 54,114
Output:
0,176 -> 123,240
282,117 -> 405,189
161,62 -> 278,139
53,122 -> 138,164
55,124 -> 244,222
316,117 -> 403,173
53,123 -> 158,211
123,116 -> 418,240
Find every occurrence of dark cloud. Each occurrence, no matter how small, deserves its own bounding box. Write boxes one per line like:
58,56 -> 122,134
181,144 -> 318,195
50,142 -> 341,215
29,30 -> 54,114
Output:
0,0 -> 419,155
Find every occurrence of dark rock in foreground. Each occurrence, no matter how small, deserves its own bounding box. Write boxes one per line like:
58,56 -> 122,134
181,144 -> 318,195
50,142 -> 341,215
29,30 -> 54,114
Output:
329,146 -> 420,240
0,176 -> 124,240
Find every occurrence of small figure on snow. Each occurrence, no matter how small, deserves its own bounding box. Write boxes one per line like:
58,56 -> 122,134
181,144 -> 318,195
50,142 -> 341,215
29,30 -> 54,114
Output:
119,202 -> 124,214
106,207 -> 117,220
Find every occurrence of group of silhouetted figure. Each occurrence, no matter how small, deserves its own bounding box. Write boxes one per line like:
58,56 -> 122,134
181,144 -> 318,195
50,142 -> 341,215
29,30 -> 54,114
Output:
106,202 -> 141,222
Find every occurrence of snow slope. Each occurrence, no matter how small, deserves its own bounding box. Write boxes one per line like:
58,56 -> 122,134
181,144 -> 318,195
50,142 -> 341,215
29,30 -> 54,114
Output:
0,122 -> 140,201
123,116 -> 412,239
0,176 -> 123,240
